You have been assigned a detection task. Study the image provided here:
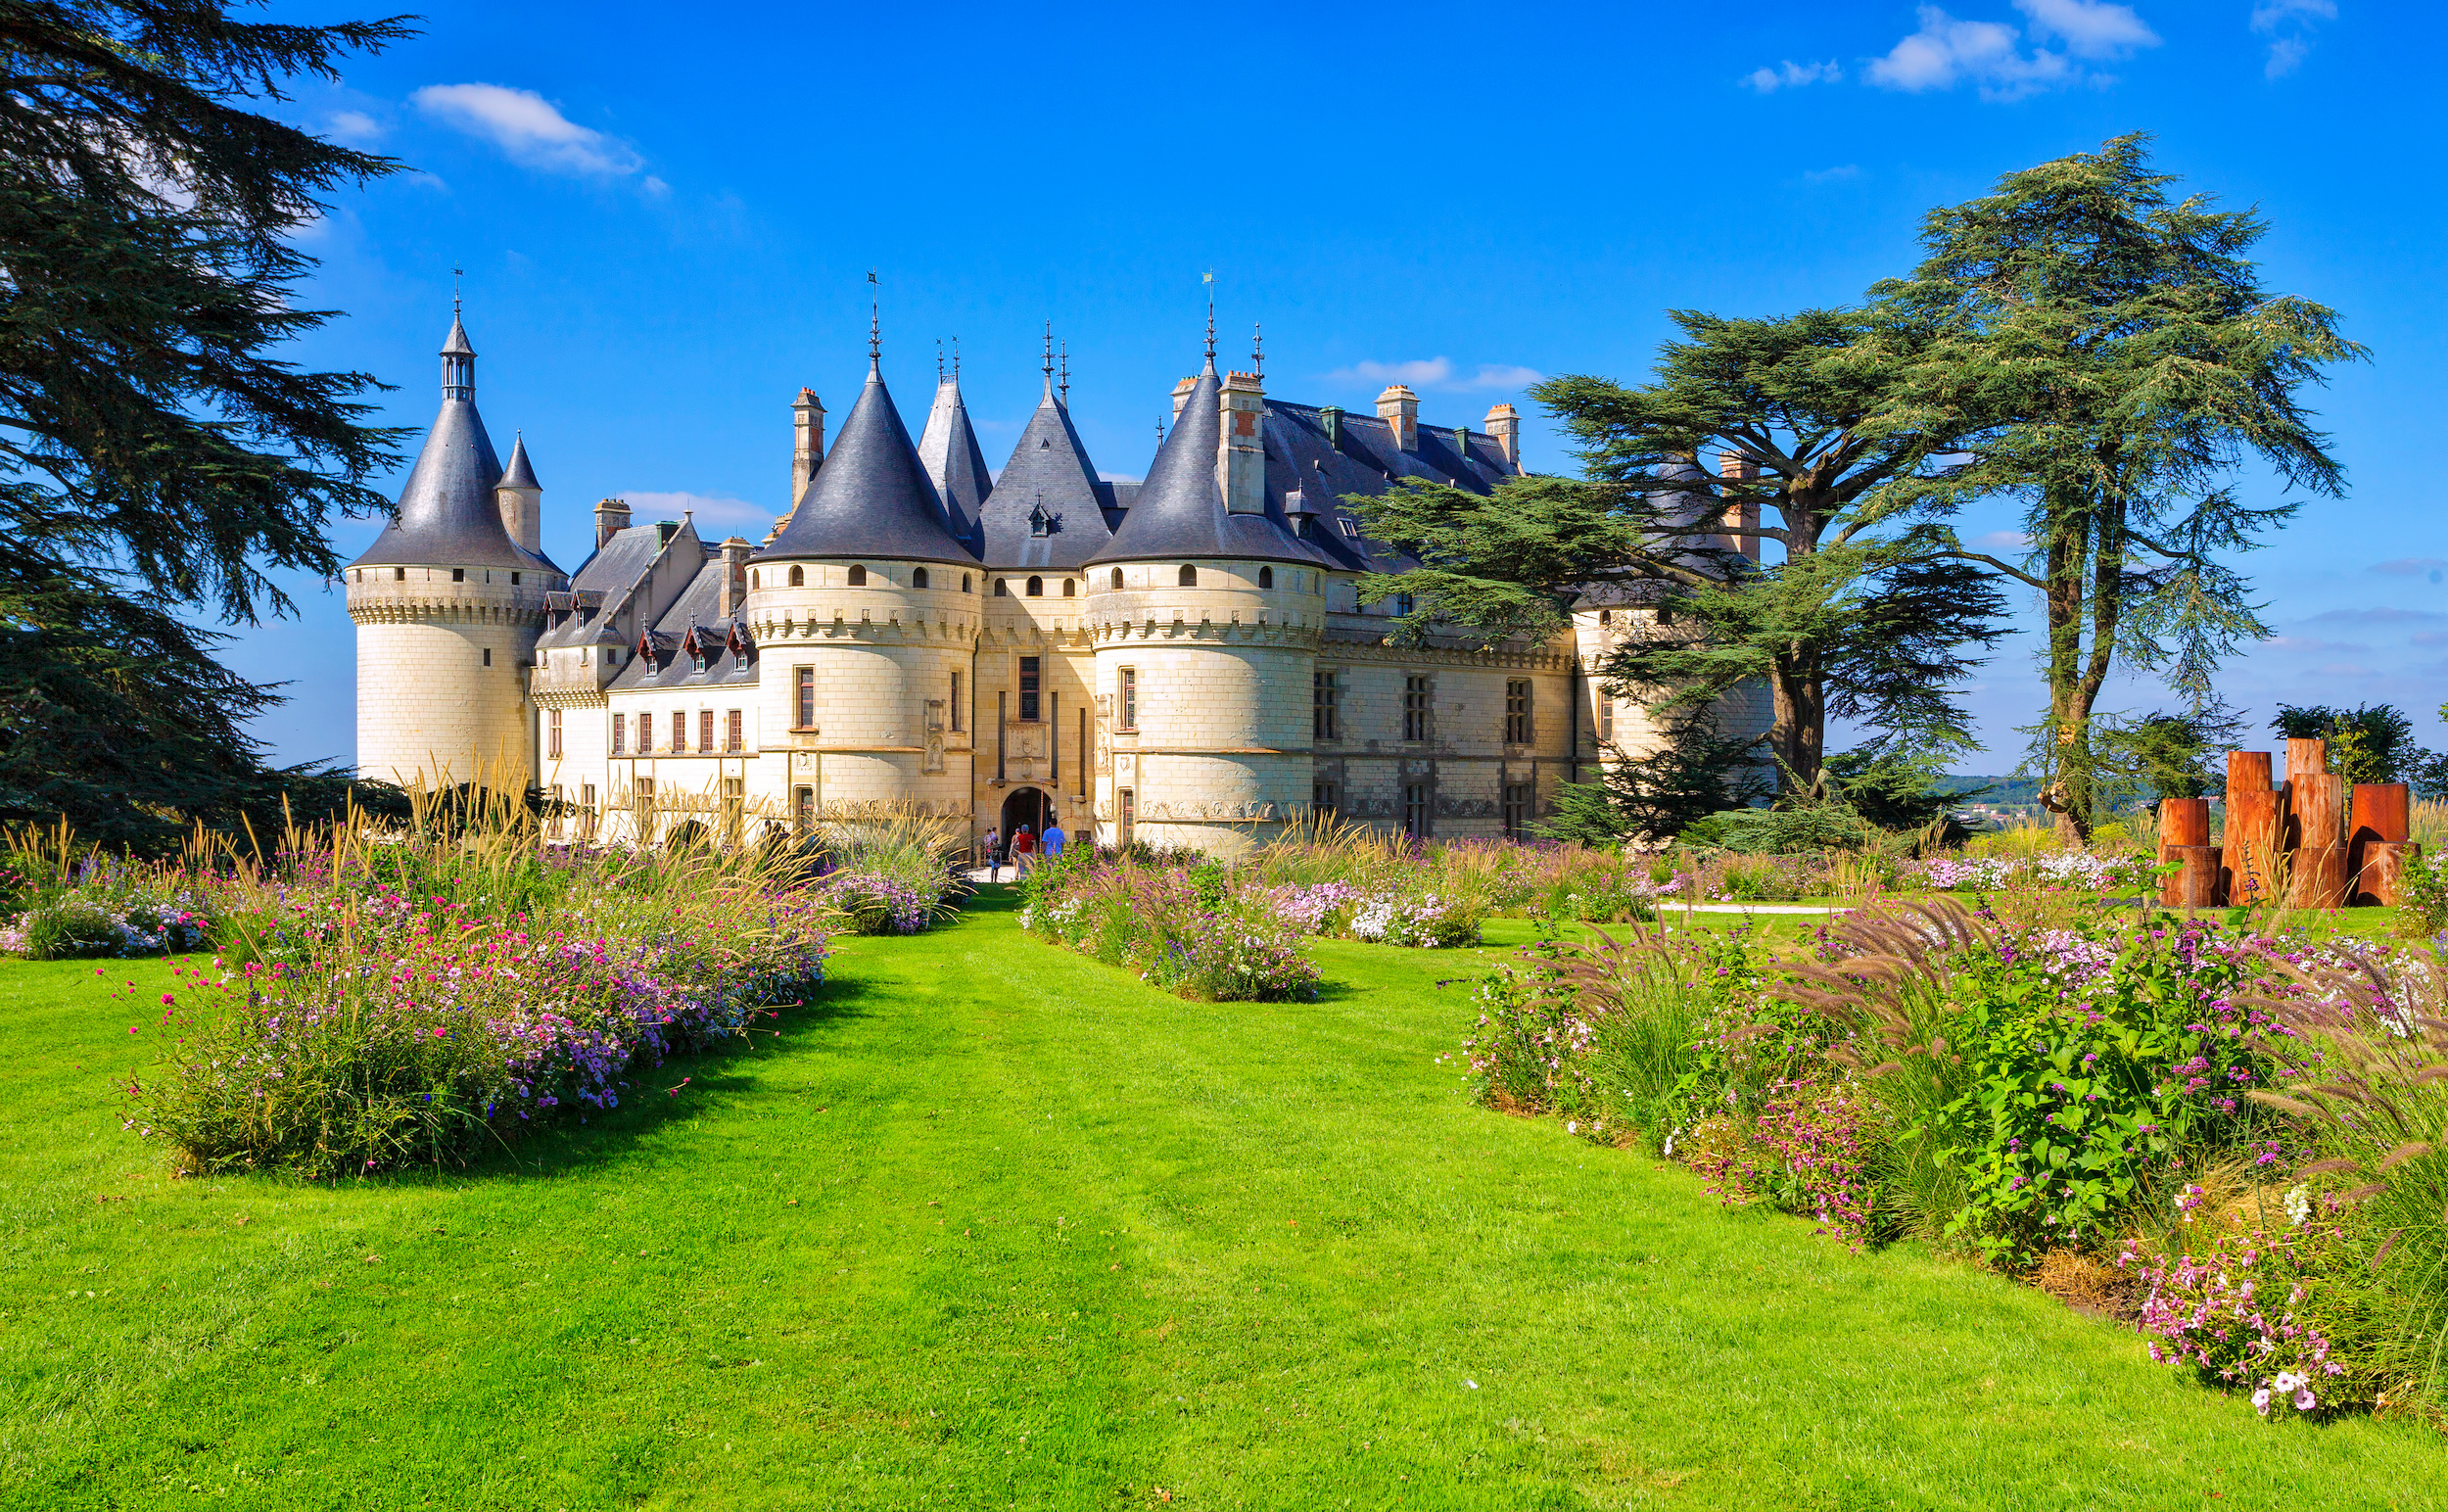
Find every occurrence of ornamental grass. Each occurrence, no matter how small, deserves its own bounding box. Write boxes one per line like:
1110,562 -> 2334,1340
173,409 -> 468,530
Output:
38,791 -> 840,1179
1458,895 -> 2448,1422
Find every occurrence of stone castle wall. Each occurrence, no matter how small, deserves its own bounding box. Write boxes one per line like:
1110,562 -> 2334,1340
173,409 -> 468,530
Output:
349,567 -> 547,789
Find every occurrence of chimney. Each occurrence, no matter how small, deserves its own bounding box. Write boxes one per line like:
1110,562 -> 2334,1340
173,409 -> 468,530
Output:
791,388 -> 825,507
1220,370 -> 1267,515
1483,403 -> 1521,470
1170,375 -> 1198,419
1376,385 -> 1419,452
1318,404 -> 1344,448
717,537 -> 753,619
593,496 -> 632,549
1718,451 -> 1761,562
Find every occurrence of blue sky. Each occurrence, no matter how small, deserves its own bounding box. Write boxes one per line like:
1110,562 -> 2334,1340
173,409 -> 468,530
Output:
237,0 -> 2444,776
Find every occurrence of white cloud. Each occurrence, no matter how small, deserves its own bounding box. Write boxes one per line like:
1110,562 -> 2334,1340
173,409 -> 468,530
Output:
1804,164 -> 1861,183
1978,529 -> 2033,550
1865,1 -> 2156,100
2017,0 -> 2158,57
323,109 -> 387,147
410,83 -> 646,178
620,490 -> 772,529
1742,59 -> 1842,92
2251,0 -> 2333,77
1321,357 -> 1542,392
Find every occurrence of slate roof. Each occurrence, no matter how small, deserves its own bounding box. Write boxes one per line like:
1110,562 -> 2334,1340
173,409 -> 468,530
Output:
917,376 -> 992,551
538,524 -> 680,648
981,382 -> 1116,570
757,365 -> 979,566
350,318 -> 563,575
1085,361 -> 1330,569
1257,401 -> 1513,573
607,553 -> 757,691
499,433 -> 540,491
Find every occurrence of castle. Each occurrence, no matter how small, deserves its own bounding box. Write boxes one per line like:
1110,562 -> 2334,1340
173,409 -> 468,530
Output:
348,310 -> 1766,857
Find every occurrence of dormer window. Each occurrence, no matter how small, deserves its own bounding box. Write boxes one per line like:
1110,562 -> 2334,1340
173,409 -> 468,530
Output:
1338,519 -> 1360,538
1028,504 -> 1051,538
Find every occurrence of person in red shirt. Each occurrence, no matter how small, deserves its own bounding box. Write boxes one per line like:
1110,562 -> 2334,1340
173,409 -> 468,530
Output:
1009,825 -> 1037,876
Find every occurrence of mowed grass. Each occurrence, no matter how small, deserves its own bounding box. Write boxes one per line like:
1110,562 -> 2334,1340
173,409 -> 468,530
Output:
2,889 -> 2441,1510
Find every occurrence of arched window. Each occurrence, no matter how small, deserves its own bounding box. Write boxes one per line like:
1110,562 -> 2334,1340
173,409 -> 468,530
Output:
1178,564 -> 1198,588
1599,608 -> 1611,625
962,574 -> 972,592
1026,576 -> 1043,596
1062,579 -> 1075,597
847,564 -> 868,587
913,567 -> 930,589
752,570 -> 761,590
995,578 -> 1009,596
1258,566 -> 1274,590
1110,568 -> 1124,591
788,565 -> 805,588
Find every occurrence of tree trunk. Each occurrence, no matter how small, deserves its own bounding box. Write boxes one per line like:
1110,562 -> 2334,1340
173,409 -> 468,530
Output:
2040,486 -> 2094,845
1767,648 -> 1825,800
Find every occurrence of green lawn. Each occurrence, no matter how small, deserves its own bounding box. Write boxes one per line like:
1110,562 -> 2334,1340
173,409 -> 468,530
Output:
2,889 -> 2438,1510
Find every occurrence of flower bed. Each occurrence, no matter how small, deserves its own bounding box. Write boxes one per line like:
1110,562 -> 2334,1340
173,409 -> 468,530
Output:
1456,899 -> 2448,1420
78,830 -> 836,1178
1019,858 -> 1318,1002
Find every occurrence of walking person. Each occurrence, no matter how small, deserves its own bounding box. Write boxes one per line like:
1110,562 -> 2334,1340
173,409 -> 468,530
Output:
1010,824 -> 1037,877
1042,816 -> 1066,862
980,826 -> 1000,884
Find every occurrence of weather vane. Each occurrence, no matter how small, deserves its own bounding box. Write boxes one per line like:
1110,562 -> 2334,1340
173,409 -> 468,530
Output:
1201,269 -> 1216,360
1252,322 -> 1263,380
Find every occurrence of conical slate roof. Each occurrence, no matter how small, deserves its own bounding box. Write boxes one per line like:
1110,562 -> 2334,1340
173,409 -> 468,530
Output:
1086,359 -> 1323,568
756,364 -> 978,565
498,432 -> 540,491
917,376 -> 992,548
350,317 -> 539,573
982,381 -> 1114,569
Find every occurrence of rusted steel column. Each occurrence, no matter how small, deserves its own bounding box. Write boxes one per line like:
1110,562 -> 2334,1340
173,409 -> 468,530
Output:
2354,840 -> 2423,908
2346,783 -> 2412,909
2157,798 -> 2216,907
2226,788 -> 2284,907
2228,750 -> 2273,792
2288,843 -> 2347,910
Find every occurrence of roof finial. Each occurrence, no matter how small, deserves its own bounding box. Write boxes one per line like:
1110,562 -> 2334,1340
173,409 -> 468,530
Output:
1059,341 -> 1070,404
1042,320 -> 1055,396
935,338 -> 945,383
1156,414 -> 1166,447
452,263 -> 462,317
952,335 -> 961,381
1252,321 -> 1264,381
867,269 -> 880,373
1201,269 -> 1216,367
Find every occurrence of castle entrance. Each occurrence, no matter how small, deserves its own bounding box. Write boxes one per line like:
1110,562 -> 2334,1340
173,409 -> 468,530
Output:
1000,787 -> 1051,843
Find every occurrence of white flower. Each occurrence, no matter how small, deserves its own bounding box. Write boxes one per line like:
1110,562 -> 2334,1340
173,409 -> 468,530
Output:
2283,1184 -> 2311,1227
2252,1387 -> 2272,1416
2272,1371 -> 2303,1394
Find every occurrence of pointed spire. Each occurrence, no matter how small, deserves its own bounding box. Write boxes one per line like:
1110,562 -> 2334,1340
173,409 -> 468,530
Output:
1087,353 -> 1319,570
866,269 -> 880,373
763,362 -> 970,564
1202,269 -> 1217,368
499,431 -> 540,491
982,365 -> 1114,568
918,356 -> 992,548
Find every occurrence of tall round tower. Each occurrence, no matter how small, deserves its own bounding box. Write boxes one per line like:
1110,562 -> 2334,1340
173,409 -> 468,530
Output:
1084,352 -> 1331,859
347,310 -> 566,790
745,347 -> 981,822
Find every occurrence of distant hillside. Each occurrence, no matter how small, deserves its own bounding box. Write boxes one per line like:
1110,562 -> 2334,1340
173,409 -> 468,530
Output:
1936,774 -> 2042,805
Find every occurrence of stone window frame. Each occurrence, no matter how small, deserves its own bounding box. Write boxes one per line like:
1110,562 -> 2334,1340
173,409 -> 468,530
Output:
1312,668 -> 1340,742
1402,675 -> 1433,743
1117,667 -> 1138,732
1504,680 -> 1532,745
547,706 -> 563,759
793,666 -> 817,732
726,708 -> 744,753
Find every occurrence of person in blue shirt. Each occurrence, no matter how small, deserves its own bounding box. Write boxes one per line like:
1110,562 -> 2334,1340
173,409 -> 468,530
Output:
1042,820 -> 1066,860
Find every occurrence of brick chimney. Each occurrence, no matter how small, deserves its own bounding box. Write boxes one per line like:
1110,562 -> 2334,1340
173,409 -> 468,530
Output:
791,388 -> 825,507
1483,403 -> 1521,470
1170,375 -> 1198,419
594,496 -> 633,549
1221,370 -> 1266,515
717,537 -> 754,619
1718,451 -> 1761,562
1376,384 -> 1419,452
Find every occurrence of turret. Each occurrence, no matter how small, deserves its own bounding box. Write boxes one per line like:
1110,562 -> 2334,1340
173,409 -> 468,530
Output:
1084,349 -> 1329,859
347,307 -> 565,790
495,433 -> 541,554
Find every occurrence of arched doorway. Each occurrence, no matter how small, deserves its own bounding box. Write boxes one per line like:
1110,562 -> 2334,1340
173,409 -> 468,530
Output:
1000,787 -> 1051,844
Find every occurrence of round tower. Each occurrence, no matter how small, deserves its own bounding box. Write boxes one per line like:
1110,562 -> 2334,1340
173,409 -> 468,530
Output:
1084,354 -> 1330,860
347,310 -> 567,791
746,348 -> 981,822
